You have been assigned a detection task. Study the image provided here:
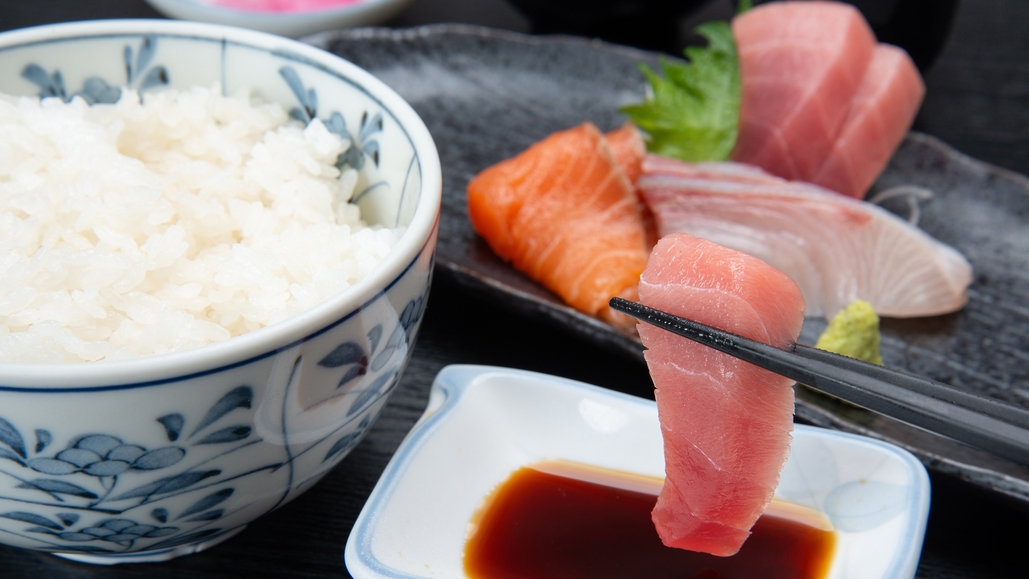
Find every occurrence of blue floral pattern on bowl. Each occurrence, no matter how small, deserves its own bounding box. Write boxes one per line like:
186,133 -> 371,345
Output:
0,20 -> 440,564
0,288 -> 428,558
21,35 -> 169,104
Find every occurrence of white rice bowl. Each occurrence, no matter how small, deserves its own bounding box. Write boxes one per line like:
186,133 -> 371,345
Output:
0,85 -> 402,363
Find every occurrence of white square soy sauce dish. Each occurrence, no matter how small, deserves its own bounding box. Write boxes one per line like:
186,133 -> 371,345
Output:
345,365 -> 931,579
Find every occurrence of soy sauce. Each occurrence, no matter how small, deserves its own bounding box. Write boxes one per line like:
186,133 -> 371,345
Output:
464,463 -> 836,579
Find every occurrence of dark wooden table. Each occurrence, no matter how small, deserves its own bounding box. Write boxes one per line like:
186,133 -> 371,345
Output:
1,1 -> 1026,577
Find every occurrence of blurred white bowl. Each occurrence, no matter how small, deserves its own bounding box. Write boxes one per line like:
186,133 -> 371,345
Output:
0,18 -> 440,564
144,0 -> 415,38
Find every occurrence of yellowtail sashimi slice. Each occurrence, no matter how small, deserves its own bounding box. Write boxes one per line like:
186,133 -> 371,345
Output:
638,156 -> 973,318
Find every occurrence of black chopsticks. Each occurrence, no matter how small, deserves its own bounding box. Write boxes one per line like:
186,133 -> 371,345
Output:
609,297 -> 1029,467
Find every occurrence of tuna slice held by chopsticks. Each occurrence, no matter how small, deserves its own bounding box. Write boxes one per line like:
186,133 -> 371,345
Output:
467,122 -> 649,322
639,232 -> 806,557
638,155 -> 973,318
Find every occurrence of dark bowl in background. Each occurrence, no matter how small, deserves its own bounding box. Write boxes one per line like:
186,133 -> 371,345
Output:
755,0 -> 959,71
506,0 -> 958,71
504,0 -> 710,51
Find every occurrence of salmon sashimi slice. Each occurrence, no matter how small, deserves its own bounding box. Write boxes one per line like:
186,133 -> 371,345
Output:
605,121 -> 647,185
811,44 -> 926,198
606,122 -> 660,250
731,1 -> 876,183
467,123 -> 649,318
638,156 -> 973,318
638,232 -> 805,557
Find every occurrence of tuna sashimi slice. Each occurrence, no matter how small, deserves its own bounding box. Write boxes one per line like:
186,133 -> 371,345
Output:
638,156 -> 973,318
639,233 -> 805,557
467,123 -> 649,318
812,44 -> 926,198
731,1 -> 876,182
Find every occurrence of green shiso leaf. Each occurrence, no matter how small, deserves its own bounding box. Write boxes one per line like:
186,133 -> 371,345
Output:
815,300 -> 884,366
619,21 -> 740,162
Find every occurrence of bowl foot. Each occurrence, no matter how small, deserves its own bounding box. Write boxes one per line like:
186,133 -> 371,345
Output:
49,525 -> 247,565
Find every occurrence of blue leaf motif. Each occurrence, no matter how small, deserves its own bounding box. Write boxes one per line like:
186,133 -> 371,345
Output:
27,526 -> 58,534
151,508 -> 168,523
347,371 -> 396,417
279,66 -> 304,101
131,447 -> 185,470
111,469 -> 220,501
35,430 -> 52,453
400,296 -> 425,331
147,528 -> 221,550
99,518 -> 136,532
21,63 -> 51,88
191,386 -> 253,437
113,524 -> 157,539
135,36 -> 156,78
337,364 -> 366,389
0,447 -> 24,464
0,416 -> 26,459
76,77 -> 120,105
58,513 -> 80,527
279,66 -> 315,121
84,460 -> 131,477
107,444 -> 146,463
359,112 -> 383,142
144,527 -> 179,538
184,509 -> 223,522
138,66 -> 168,91
367,324 -> 383,354
323,432 -> 359,463
178,488 -> 233,520
56,448 -> 102,467
57,531 -> 100,542
26,457 -> 78,475
364,141 -> 381,167
371,326 -> 405,372
318,342 -> 366,368
75,434 -> 122,455
17,479 -> 98,499
307,88 -> 318,117
325,111 -> 347,137
123,45 -> 133,81
0,511 -> 63,530
84,526 -> 115,538
194,426 -> 251,445
20,64 -> 65,99
338,145 -> 365,170
157,414 -> 185,441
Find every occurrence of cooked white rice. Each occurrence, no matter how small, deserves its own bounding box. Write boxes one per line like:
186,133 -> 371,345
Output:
0,86 -> 402,363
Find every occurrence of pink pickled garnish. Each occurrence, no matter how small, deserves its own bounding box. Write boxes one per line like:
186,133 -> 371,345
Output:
206,0 -> 365,13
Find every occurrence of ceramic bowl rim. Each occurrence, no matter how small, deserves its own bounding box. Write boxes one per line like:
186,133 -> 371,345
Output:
0,19 -> 442,389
